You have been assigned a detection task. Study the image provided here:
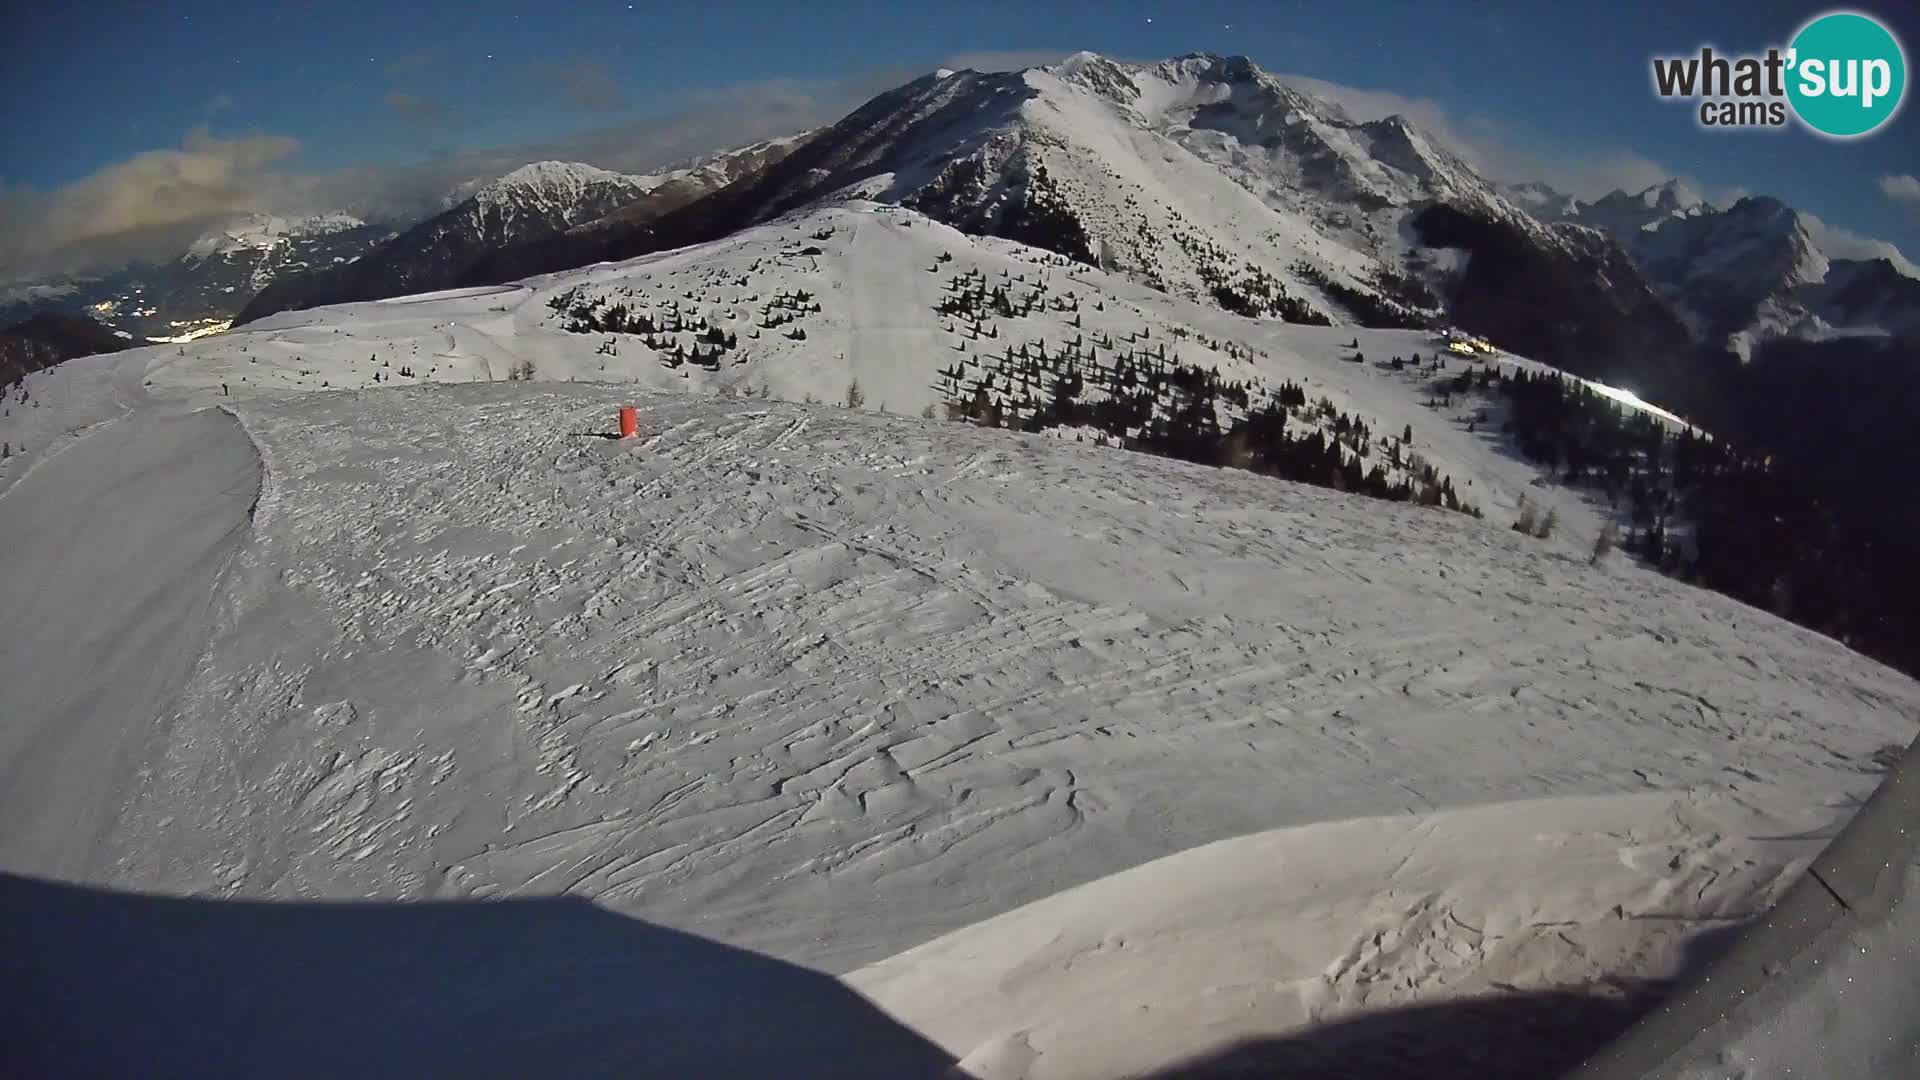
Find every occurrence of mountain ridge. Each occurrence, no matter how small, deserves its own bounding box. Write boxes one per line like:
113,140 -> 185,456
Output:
1529,182 -> 1920,356
236,138 -> 811,325
0,311 -> 138,388
1,214 -> 391,341
140,50 -> 1920,388
459,50 -> 1702,396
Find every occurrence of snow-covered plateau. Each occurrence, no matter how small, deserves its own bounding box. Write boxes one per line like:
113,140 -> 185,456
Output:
2,202 -> 1915,1079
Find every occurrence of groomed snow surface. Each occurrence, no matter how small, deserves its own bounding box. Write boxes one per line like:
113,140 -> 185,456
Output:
3,204 -> 1917,1079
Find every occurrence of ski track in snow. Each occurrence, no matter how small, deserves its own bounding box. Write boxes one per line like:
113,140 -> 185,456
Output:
107,383 -> 1917,975
0,405 -> 260,880
3,200 -> 1917,1077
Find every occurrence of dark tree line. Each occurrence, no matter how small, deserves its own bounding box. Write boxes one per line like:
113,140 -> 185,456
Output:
1165,224 -> 1330,324
1291,262 -> 1436,329
908,159 -> 1096,266
1488,360 -> 1920,679
547,283 -> 825,373
941,345 -> 1479,516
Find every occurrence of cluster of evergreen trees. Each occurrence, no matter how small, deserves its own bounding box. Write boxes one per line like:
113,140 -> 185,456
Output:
1165,225 -> 1328,324
1290,261 -> 1435,329
547,282 -> 826,372
934,269 -> 1074,325
907,159 -> 1097,266
1487,364 -> 1920,679
940,343 -> 1479,516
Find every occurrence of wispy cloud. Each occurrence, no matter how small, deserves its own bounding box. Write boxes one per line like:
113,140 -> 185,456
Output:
0,55 -> 1063,279
383,91 -> 453,130
525,58 -> 629,111
383,47 -> 445,82
1879,173 -> 1920,205
0,128 -> 299,278
1801,211 -> 1920,275
204,93 -> 235,116
283,71 -> 899,228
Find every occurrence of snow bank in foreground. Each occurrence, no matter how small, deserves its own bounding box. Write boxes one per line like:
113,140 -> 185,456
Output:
0,408 -> 259,880
851,791 -> 1834,1080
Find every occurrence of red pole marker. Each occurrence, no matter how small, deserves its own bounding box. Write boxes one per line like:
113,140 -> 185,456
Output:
618,406 -> 638,439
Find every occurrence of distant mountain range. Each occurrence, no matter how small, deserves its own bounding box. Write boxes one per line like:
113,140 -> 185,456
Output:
0,136 -> 810,341
0,214 -> 393,341
235,135 -> 809,325
278,51 -> 1914,410
1509,178 -> 1920,358
9,51 -> 1918,406
454,53 -> 1712,396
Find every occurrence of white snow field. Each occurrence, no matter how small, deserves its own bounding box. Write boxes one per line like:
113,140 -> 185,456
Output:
3,204 -> 1917,1079
0,405 -> 258,881
156,204 -> 1648,550
849,792 -> 1833,1079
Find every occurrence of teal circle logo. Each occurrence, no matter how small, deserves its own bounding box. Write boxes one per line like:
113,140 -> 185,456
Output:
1787,11 -> 1907,138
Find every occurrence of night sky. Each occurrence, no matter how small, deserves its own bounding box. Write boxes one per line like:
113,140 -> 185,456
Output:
3,0 -> 1917,276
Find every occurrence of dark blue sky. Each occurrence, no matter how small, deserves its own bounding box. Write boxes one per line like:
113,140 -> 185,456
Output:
5,0 -> 1919,266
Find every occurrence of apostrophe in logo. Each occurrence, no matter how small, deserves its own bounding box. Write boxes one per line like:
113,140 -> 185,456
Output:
1786,11 -> 1906,138
1650,9 -> 1907,138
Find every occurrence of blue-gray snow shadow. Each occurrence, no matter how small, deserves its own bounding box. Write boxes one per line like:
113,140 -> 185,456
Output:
1142,925 -> 1746,1079
0,873 -> 955,1080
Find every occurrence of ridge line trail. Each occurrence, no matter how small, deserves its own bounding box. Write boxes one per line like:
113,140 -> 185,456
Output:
837,212 -> 944,410
105,383 -> 1918,972
0,348 -> 262,881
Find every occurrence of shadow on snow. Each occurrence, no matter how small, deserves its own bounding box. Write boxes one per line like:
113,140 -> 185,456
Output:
0,872 -> 955,1080
1146,925 -> 1745,1080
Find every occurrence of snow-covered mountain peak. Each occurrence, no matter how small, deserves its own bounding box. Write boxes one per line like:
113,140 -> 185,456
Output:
477,161 -> 646,207
1150,52 -> 1268,89
1504,181 -> 1584,220
1626,193 -> 1830,354
619,48 -> 1614,339
1720,194 -> 1800,230
1356,113 -> 1473,190
1045,50 -> 1144,103
1040,51 -> 1341,129
1575,181 -> 1713,237
1680,195 -> 1827,287
1508,181 -> 1563,205
1115,54 -> 1492,211
1051,49 -> 1108,72
451,160 -> 662,238
1535,175 -> 1920,351
1637,178 -> 1706,213
185,212 -> 371,260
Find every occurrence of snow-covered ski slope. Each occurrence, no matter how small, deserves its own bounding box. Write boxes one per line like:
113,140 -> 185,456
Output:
3,203 -> 1917,1079
156,203 -> 1628,548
